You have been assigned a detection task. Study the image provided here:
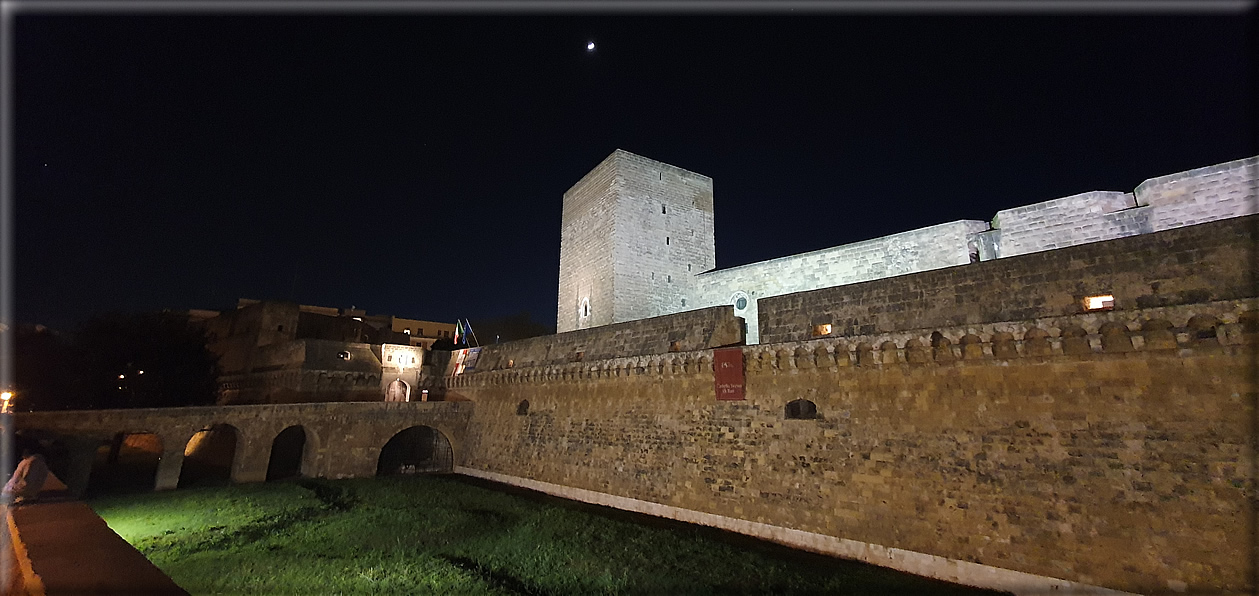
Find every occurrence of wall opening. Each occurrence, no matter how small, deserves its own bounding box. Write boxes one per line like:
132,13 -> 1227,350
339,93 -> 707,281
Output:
785,399 -> 818,420
376,426 -> 454,475
86,432 -> 163,497
385,378 -> 410,402
1083,294 -> 1115,311
812,323 -> 832,337
178,424 -> 238,488
517,400 -> 530,415
266,425 -> 307,481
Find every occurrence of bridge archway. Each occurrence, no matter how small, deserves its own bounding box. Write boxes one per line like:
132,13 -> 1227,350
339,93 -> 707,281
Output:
87,432 -> 163,497
178,423 -> 239,488
385,379 -> 410,402
376,426 -> 453,475
266,425 -> 308,481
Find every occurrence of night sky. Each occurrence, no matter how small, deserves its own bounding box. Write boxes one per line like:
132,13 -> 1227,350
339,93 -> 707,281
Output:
13,6 -> 1255,332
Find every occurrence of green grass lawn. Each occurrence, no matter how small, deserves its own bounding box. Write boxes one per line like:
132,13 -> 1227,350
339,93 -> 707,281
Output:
90,475 -> 1009,596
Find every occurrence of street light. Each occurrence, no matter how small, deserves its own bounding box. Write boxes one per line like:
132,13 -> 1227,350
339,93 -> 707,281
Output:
1,392 -> 12,413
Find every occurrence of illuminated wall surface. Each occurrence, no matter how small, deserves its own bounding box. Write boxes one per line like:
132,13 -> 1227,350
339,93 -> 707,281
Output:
456,208 -> 1257,594
558,152 -> 1258,343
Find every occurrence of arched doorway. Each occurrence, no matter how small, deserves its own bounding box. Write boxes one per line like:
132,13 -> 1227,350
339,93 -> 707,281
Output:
86,432 -> 163,497
178,424 -> 238,488
376,426 -> 453,475
266,426 -> 307,481
385,379 -> 409,402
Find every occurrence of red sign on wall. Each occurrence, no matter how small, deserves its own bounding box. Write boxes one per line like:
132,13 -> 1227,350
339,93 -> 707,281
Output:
713,347 -> 745,401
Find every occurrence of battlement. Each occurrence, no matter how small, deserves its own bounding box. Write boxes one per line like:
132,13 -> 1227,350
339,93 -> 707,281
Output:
449,298 -> 1254,389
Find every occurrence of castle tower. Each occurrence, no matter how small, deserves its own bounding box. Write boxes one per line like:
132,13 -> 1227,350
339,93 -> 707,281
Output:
557,149 -> 716,333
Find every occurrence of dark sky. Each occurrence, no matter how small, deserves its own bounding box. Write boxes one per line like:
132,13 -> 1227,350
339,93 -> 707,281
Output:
13,6 -> 1255,331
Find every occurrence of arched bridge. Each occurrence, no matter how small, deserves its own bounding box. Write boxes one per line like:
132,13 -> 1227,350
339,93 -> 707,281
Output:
10,401 -> 472,495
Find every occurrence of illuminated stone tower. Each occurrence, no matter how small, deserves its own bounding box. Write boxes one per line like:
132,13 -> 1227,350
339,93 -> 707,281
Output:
557,149 -> 716,333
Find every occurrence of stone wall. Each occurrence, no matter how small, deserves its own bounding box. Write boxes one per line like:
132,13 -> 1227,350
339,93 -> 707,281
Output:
14,401 -> 473,492
691,220 -> 989,344
983,191 -> 1149,259
449,304 -> 1256,595
757,214 -> 1256,345
460,305 -> 743,373
1135,155 -> 1259,233
557,149 -> 716,332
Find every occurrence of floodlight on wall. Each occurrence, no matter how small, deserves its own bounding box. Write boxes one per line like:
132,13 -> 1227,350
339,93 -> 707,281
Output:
1084,295 -> 1115,310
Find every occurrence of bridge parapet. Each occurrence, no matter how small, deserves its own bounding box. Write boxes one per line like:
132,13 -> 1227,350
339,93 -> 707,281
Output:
12,401 -> 472,494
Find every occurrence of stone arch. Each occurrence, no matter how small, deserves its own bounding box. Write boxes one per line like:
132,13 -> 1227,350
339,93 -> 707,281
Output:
904,338 -> 930,365
1098,322 -> 1133,352
1059,325 -> 1092,355
178,423 -> 240,488
879,341 -> 900,365
785,398 -> 818,420
87,431 -> 163,497
991,332 -> 1018,359
794,346 -> 814,369
1187,315 -> 1221,345
376,426 -> 454,475
1022,328 -> 1053,356
266,425 -> 307,481
930,332 -> 956,362
856,342 -> 875,366
959,334 -> 984,359
1141,318 -> 1177,349
385,378 -> 410,402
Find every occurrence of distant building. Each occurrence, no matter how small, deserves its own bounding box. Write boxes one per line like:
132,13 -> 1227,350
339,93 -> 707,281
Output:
204,300 -> 452,405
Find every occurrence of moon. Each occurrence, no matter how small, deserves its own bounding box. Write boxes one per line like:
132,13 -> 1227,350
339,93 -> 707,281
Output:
587,41 -> 596,52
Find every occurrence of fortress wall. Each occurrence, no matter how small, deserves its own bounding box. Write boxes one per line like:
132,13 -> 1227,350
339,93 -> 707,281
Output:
453,313 -> 1255,595
609,150 -> 716,323
690,220 -> 989,344
758,214 -> 1256,345
458,305 -> 743,373
1135,155 -> 1259,232
986,191 -> 1149,258
558,152 -> 620,332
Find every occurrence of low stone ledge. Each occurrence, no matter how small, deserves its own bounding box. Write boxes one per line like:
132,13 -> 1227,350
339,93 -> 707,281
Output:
456,466 -> 1140,596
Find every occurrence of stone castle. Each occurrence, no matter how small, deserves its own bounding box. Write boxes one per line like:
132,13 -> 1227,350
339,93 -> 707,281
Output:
15,152 -> 1259,595
559,149 -> 1257,343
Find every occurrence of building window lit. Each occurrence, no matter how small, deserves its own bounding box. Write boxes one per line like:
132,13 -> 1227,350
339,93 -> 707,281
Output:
404,328 -> 411,335
337,351 -> 352,360
813,324 -> 832,337
1084,295 -> 1115,311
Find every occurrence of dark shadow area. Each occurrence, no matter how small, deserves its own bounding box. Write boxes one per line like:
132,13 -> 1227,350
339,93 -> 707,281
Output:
84,432 -> 163,498
265,426 -> 306,481
446,475 -> 1012,596
376,426 -> 453,475
178,424 -> 237,488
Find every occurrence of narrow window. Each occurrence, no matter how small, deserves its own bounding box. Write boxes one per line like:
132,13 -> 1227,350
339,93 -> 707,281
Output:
666,237 -> 670,245
1083,295 -> 1115,311
667,275 -> 671,283
687,264 -> 691,271
277,325 -> 284,332
681,299 -> 687,307
517,400 -> 530,415
662,204 -> 667,214
785,399 -> 818,420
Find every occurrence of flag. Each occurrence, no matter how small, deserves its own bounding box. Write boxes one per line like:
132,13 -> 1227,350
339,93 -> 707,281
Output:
453,320 -> 464,344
